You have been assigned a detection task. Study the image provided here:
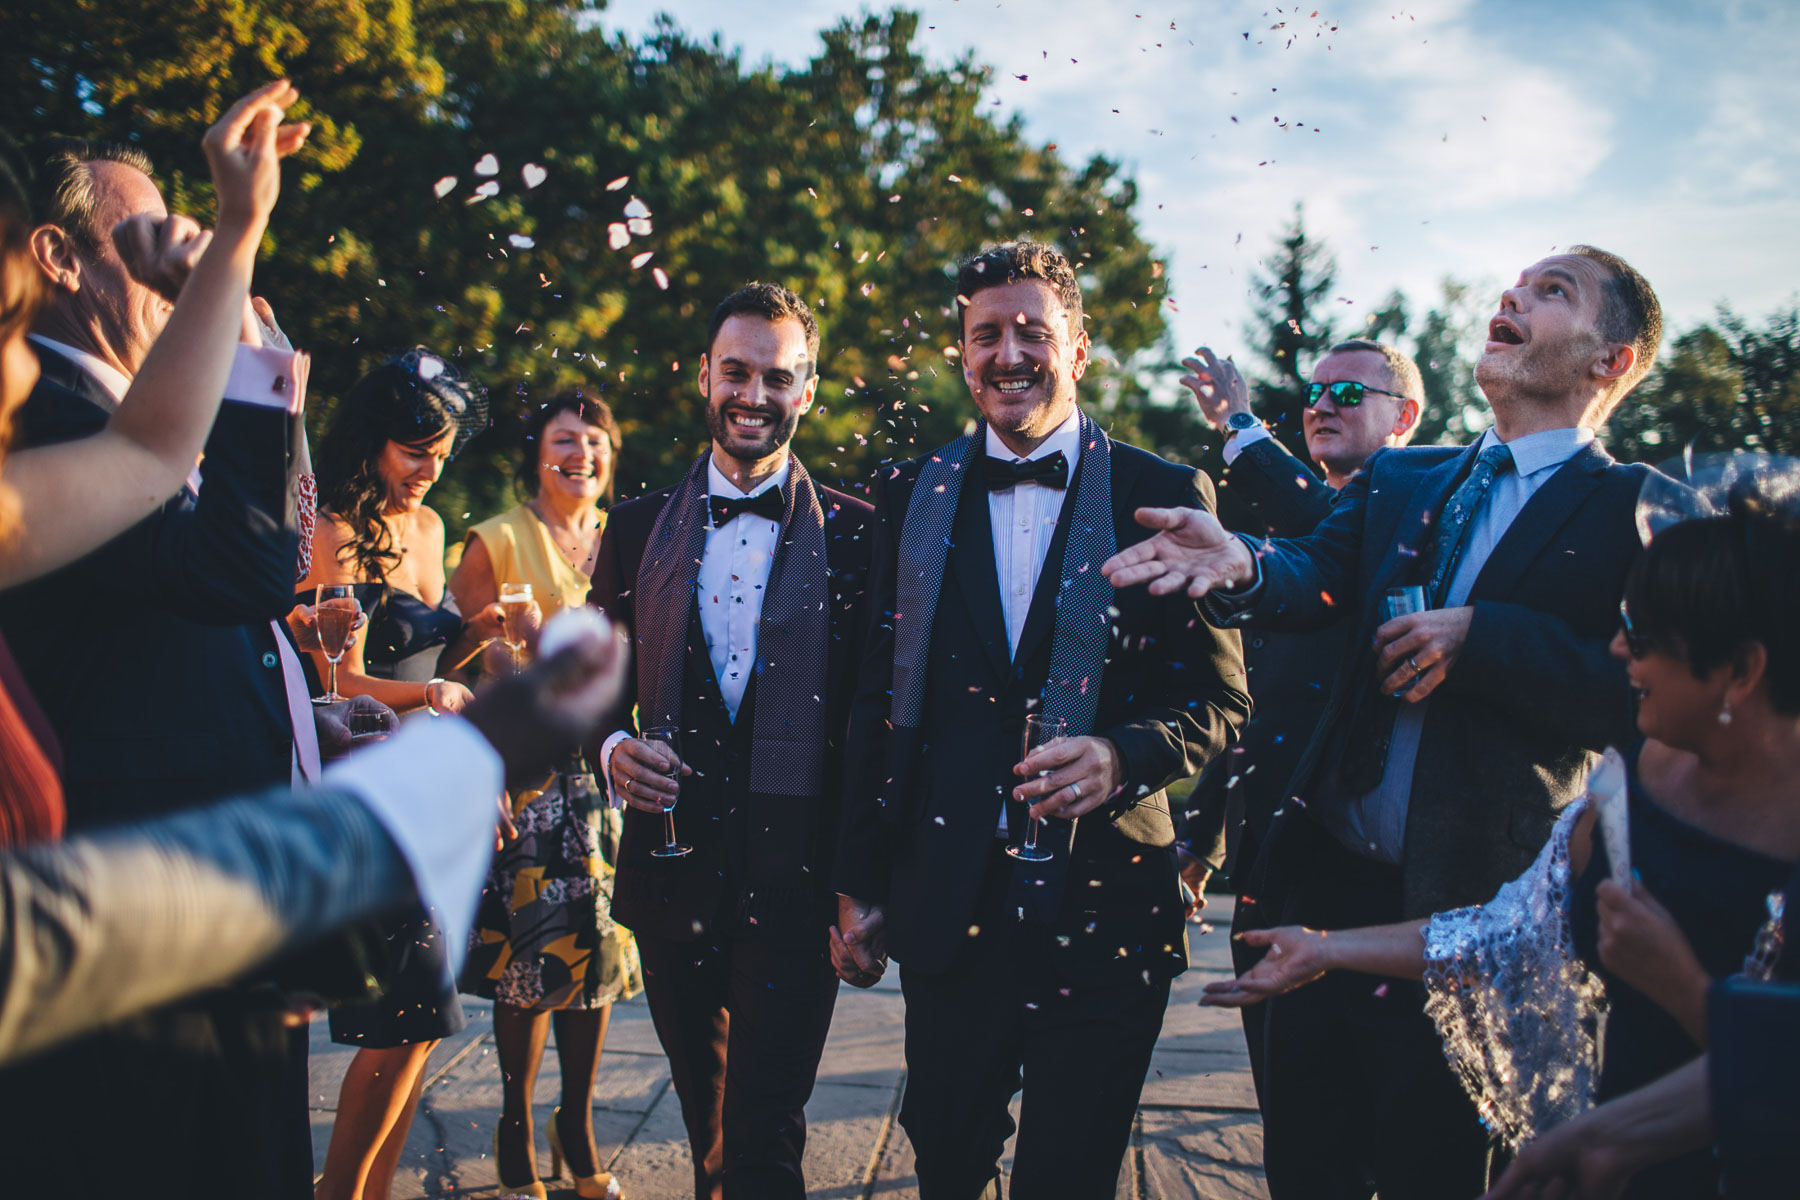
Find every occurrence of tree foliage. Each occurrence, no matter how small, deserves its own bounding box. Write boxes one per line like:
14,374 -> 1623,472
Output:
2,1 -> 1180,542
1243,204 -> 1336,461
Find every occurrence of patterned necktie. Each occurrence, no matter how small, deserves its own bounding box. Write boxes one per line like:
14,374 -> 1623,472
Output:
1425,443 -> 1515,605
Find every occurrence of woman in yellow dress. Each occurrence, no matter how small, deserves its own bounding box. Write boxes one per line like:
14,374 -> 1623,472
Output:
449,391 -> 637,1200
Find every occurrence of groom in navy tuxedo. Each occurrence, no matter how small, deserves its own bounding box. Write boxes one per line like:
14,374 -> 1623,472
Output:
834,242 -> 1250,1198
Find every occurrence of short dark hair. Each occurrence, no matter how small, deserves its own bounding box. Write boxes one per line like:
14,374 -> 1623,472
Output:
28,137 -> 155,253
1569,245 -> 1662,399
1624,477 -> 1800,715
955,241 -> 1084,339
706,283 -> 819,369
516,390 -> 622,502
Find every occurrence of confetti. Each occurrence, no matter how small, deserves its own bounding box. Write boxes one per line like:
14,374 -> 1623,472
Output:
508,234 -> 535,248
652,267 -> 670,290
623,196 -> 652,219
605,176 -> 630,191
630,251 -> 654,269
432,176 -> 457,198
521,163 -> 548,188
607,223 -> 630,250
473,153 -> 500,176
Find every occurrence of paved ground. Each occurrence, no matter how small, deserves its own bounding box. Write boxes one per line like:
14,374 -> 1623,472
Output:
308,898 -> 1267,1199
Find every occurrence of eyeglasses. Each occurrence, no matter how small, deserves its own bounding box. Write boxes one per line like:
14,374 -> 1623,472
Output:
1304,380 -> 1414,408
1618,600 -> 1653,658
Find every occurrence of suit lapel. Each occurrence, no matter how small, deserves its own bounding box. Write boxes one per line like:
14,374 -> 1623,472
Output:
946,468 -> 1012,681
1013,471 -> 1081,669
1368,444 -> 1478,593
1466,443 -> 1610,603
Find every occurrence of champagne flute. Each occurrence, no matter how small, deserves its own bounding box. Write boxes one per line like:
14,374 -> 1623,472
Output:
642,724 -> 691,858
312,584 -> 361,704
1008,713 -> 1069,862
499,582 -> 534,673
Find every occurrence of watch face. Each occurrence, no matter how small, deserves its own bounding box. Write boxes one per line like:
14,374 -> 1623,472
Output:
1227,412 -> 1260,431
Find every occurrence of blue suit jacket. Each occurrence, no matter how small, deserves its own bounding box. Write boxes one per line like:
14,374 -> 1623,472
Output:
1208,438 -> 1650,917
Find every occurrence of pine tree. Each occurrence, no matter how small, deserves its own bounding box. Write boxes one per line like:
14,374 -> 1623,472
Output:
1245,204 -> 1336,459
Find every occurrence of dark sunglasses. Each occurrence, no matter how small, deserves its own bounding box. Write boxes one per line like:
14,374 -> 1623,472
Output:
1618,600 -> 1653,658
1305,380 -> 1413,408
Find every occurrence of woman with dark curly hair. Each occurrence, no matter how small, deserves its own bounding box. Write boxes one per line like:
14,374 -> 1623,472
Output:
303,348 -> 490,1200
448,390 -> 635,1199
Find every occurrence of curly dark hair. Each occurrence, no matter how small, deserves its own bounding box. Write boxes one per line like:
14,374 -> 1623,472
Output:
954,241 -> 1085,340
515,390 -> 622,502
1624,471 -> 1800,714
315,349 -> 487,582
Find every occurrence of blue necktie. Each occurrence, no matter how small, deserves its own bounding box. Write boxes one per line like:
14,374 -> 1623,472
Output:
1425,443 -> 1514,605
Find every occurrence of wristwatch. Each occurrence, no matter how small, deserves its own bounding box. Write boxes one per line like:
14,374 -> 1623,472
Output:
1223,411 -> 1261,441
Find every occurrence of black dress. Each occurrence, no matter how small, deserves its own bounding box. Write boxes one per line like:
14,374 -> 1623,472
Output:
1569,741 -> 1793,1200
325,584 -> 470,1048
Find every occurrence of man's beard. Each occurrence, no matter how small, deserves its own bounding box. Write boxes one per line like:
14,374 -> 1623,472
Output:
706,399 -> 800,463
979,371 -> 1064,436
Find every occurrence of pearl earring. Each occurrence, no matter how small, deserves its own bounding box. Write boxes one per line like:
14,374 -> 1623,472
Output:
1719,701 -> 1733,727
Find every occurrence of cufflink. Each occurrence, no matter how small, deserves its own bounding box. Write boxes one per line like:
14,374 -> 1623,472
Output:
273,375 -> 288,392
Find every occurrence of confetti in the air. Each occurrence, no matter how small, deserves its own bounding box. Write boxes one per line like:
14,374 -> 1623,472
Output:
623,196 -> 652,219
605,176 -> 630,191
521,163 -> 548,188
652,267 -> 670,290
508,234 -> 535,249
432,176 -> 457,198
473,153 -> 500,176
630,251 -> 654,269
607,223 -> 630,250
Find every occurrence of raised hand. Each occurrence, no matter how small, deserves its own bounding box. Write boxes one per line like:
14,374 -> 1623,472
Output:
201,79 -> 311,235
461,615 -> 630,789
1179,346 -> 1253,432
1012,734 -> 1124,819
111,213 -> 211,304
1200,926 -> 1333,1007
1102,506 -> 1256,598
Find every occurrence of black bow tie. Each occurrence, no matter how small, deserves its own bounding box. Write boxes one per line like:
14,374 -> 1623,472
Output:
709,487 -> 785,527
981,450 -> 1069,492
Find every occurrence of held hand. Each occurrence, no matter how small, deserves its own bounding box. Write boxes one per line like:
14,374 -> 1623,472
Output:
425,679 -> 475,715
1013,735 -> 1125,820
111,213 -> 211,305
1177,847 -> 1212,919
1596,878 -> 1709,1032
1200,926 -> 1333,1007
247,295 -> 293,350
1102,507 -> 1255,598
314,695 -> 398,759
610,737 -> 690,814
1374,607 -> 1473,701
1179,347 -> 1253,432
832,895 -> 888,987
285,601 -> 367,653
202,80 -> 311,234
1480,1114 -> 1638,1200
468,601 -> 509,643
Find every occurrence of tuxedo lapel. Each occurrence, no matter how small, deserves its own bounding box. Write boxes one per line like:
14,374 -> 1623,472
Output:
946,468 -> 1012,682
1466,443 -> 1610,603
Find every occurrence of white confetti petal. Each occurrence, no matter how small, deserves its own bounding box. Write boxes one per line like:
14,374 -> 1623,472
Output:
432,176 -> 458,198
626,216 -> 652,236
521,163 -> 547,188
416,354 -> 445,380
652,267 -> 669,290
473,153 -> 500,176
467,180 -> 500,202
607,223 -> 630,250
630,251 -> 654,269
605,176 -> 630,191
508,234 -> 536,248
622,196 -> 651,219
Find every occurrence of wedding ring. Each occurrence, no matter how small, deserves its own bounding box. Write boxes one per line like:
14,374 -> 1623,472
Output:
1070,782 -> 1082,799
1408,656 -> 1423,675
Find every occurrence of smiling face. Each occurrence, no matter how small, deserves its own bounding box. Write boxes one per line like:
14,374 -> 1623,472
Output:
1611,622 -> 1735,750
1474,254 -> 1621,411
377,429 -> 455,513
536,409 -> 613,504
700,314 -> 817,477
959,279 -> 1090,454
50,161 -> 171,375
1303,349 -> 1418,478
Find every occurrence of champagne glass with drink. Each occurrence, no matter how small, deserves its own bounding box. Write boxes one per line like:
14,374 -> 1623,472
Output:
312,584 -> 362,704
499,582 -> 534,673
1008,713 -> 1069,862
642,724 -> 691,858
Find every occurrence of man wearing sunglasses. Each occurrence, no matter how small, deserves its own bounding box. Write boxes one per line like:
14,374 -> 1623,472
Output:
1105,247 -> 1664,1198
1174,339 -> 1423,1113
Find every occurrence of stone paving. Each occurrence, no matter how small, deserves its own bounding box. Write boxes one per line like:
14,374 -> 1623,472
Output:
308,899 -> 1266,1199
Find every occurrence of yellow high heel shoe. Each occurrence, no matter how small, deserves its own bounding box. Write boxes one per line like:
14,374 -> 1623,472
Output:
548,1104 -> 624,1200
493,1123 -> 549,1200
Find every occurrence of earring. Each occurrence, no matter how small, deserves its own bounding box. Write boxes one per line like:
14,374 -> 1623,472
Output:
1719,701 -> 1733,727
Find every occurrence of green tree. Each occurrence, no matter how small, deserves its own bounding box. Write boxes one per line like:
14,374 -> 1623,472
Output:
1244,204 -> 1336,460
1408,277 -> 1492,446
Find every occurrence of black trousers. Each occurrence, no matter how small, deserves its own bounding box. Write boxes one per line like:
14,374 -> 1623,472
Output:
1227,823 -> 1270,1108
898,844 -> 1170,1200
637,927 -> 840,1200
1258,828 -> 1494,1200
0,1004 -> 312,1197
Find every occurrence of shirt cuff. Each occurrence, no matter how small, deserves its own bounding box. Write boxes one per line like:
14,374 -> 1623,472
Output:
224,345 -> 309,415
325,714 -> 503,968
1221,424 -> 1272,465
598,729 -> 631,810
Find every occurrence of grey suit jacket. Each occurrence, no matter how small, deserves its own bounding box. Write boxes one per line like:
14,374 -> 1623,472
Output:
0,787 -> 411,1066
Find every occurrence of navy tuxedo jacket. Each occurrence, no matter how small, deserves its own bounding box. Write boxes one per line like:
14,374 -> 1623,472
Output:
1208,438 -> 1650,917
835,439 -> 1250,983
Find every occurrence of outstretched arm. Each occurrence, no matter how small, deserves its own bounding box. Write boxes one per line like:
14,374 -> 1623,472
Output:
1200,919 -> 1429,1007
0,81 -> 310,589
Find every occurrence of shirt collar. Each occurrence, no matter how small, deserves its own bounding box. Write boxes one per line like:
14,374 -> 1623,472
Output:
984,406 -> 1082,467
707,453 -> 790,500
1480,424 -> 1595,479
29,334 -> 131,402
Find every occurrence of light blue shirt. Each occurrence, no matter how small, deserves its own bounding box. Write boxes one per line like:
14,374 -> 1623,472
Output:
1325,425 -> 1596,863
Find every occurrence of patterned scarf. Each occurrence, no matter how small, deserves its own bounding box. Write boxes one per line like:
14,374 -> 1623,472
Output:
892,409 -> 1117,741
634,451 -> 831,797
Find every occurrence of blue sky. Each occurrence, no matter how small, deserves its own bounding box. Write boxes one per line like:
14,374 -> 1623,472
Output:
601,0 -> 1800,367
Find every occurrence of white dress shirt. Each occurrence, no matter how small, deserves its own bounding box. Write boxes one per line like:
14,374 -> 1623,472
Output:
1329,425 -> 1597,863
985,409 -> 1083,834
599,457 -> 789,802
